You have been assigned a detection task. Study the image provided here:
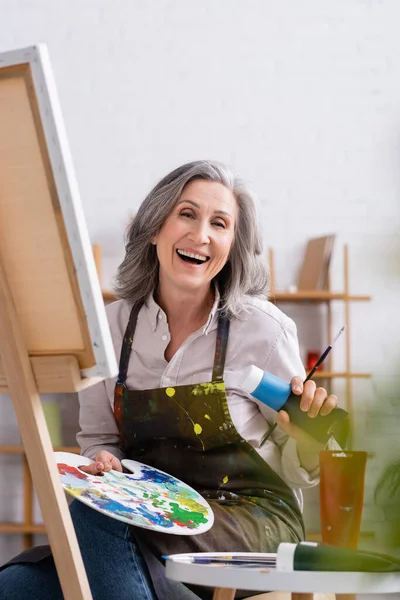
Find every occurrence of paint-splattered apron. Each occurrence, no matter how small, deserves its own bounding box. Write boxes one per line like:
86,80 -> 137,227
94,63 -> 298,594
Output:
114,302 -> 305,599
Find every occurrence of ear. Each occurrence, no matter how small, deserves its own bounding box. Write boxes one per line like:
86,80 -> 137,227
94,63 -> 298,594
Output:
151,234 -> 157,245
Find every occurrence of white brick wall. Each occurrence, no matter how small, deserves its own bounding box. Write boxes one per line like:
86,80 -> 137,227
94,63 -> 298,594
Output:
1,0 -> 400,563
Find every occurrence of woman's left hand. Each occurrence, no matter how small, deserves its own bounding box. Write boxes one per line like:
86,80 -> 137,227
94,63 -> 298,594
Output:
276,377 -> 338,441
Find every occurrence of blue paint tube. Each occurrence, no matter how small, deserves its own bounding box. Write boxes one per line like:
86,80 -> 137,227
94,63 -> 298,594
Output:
239,365 -> 349,444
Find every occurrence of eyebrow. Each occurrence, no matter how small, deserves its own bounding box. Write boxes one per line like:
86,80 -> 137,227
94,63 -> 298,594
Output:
177,199 -> 232,217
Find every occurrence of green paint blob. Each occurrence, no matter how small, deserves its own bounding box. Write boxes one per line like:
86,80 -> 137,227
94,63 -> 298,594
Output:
167,502 -> 208,526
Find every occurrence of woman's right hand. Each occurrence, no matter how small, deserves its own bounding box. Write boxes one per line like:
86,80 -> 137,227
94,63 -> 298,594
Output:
79,450 -> 123,475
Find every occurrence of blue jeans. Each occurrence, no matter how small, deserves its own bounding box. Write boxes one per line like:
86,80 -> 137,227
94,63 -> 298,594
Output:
0,500 -> 197,600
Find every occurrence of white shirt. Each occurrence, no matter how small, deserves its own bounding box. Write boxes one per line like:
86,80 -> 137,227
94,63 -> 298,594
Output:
77,291 -> 337,509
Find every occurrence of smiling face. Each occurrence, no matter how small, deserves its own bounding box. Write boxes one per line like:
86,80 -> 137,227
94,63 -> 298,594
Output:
152,179 -> 238,297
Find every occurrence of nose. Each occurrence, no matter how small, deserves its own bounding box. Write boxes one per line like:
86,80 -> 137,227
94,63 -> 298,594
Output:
188,220 -> 210,245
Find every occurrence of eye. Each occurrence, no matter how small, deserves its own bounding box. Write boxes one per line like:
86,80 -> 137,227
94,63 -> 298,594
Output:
180,210 -> 195,219
212,220 -> 226,229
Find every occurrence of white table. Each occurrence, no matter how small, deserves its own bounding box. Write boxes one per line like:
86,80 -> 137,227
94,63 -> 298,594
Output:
165,554 -> 400,600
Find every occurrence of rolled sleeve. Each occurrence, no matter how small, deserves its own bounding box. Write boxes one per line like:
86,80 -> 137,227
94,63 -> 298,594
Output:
258,313 -> 342,486
76,380 -> 125,461
281,435 -> 342,488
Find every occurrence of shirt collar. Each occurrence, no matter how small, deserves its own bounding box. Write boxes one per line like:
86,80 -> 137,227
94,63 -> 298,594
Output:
144,285 -> 221,335
145,292 -> 164,332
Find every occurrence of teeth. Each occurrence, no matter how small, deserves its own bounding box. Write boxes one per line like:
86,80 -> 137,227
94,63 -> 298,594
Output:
177,249 -> 208,262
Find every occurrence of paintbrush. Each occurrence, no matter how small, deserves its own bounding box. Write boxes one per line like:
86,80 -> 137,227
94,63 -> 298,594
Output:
305,326 -> 345,381
256,325 -> 348,445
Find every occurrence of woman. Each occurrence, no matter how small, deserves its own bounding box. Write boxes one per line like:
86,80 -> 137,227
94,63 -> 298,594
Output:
0,160 -> 339,600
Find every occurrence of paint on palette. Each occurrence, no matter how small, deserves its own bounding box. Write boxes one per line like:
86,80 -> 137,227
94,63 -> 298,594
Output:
57,462 -> 211,533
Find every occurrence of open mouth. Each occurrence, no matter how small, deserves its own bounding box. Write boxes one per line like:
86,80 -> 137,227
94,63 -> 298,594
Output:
176,249 -> 210,265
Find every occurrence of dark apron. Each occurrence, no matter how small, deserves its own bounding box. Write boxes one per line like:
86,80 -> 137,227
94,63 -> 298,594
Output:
0,302 -> 305,600
114,302 -> 305,599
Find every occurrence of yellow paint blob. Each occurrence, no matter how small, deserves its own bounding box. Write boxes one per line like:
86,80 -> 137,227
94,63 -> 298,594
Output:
165,387 -> 176,397
204,414 -> 211,420
222,475 -> 229,484
194,423 -> 202,435
191,381 -> 225,396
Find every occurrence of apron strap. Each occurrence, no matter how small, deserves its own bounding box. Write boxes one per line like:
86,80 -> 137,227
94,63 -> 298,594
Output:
212,315 -> 230,382
117,301 -> 143,385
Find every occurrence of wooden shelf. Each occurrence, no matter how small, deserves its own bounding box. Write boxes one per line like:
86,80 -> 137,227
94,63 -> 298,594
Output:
102,290 -> 117,303
0,523 -> 46,534
306,372 -> 371,379
272,291 -> 371,302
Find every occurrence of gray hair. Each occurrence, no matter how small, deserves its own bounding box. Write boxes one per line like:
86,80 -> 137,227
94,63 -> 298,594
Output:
114,160 -> 269,317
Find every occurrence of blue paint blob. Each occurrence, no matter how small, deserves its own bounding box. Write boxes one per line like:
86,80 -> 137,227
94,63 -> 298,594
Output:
135,504 -> 174,528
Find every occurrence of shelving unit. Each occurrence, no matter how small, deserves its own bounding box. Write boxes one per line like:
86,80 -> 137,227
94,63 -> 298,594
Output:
269,243 -> 373,546
268,244 -> 371,439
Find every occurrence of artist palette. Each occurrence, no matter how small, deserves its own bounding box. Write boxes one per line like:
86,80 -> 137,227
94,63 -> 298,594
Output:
54,452 -> 214,535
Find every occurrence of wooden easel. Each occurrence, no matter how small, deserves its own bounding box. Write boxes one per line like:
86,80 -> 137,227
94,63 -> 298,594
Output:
0,261 -> 92,598
0,44 -> 118,599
